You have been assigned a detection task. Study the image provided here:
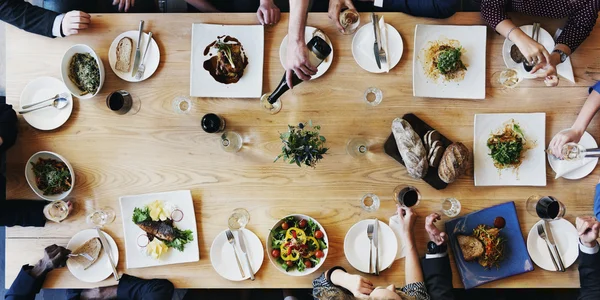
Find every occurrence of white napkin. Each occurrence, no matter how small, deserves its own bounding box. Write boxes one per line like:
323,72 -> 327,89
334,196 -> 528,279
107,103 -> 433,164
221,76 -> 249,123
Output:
552,157 -> 594,179
388,215 -> 407,260
557,57 -> 575,83
378,16 -> 390,73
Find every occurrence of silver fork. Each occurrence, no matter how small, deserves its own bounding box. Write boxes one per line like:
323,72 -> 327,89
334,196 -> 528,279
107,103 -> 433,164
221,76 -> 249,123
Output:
134,32 -> 153,80
378,47 -> 387,68
68,253 -> 94,261
367,224 -> 374,274
225,230 -> 246,278
537,224 -> 559,271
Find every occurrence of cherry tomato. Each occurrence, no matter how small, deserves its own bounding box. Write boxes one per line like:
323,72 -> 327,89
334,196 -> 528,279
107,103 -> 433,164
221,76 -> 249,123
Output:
315,250 -> 324,258
291,230 -> 297,239
299,219 -> 308,228
314,230 -> 324,239
271,249 -> 280,258
304,260 -> 312,268
281,222 -> 289,230
286,260 -> 294,267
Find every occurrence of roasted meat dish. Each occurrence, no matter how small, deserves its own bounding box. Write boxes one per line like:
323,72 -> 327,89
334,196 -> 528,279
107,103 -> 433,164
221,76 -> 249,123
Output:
203,36 -> 248,84
136,219 -> 176,242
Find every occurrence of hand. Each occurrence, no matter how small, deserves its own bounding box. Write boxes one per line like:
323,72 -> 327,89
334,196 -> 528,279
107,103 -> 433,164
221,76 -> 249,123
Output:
29,245 -> 70,278
338,272 -> 374,297
328,0 -> 356,33
285,40 -> 317,88
548,128 -> 583,159
396,205 -> 417,240
576,216 -> 600,248
112,0 -> 135,12
425,213 -> 448,246
61,11 -> 90,37
257,0 -> 280,25
514,35 -> 551,68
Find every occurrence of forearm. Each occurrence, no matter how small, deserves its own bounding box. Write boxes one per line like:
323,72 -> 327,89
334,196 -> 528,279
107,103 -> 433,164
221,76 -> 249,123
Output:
184,0 -> 219,12
572,91 -> 600,135
0,0 -> 58,37
288,0 -> 309,44
403,237 -> 424,284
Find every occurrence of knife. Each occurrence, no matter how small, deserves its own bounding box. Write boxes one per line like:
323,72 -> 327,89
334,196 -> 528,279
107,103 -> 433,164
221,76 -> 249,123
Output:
131,20 -> 145,76
96,228 -> 120,281
237,230 -> 255,281
371,13 -> 381,69
373,219 -> 379,275
544,220 -> 566,272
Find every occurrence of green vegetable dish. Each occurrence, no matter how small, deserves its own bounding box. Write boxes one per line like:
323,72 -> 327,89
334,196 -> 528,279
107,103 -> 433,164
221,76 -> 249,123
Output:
487,120 -> 527,169
31,158 -> 72,195
436,46 -> 466,75
68,53 -> 100,95
270,216 -> 327,272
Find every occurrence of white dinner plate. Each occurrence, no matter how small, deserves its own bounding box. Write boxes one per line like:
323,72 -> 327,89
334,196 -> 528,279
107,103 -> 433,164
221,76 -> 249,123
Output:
344,219 -> 397,274
66,229 -> 119,283
19,77 -> 73,131
279,26 -> 333,80
210,228 -> 264,281
352,23 -> 403,73
527,219 -> 579,271
501,25 -> 558,80
548,131 -> 598,180
109,31 -> 160,82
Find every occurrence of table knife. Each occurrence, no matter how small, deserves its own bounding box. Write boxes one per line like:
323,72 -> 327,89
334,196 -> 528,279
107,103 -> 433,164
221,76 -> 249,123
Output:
96,228 -> 120,281
371,13 -> 381,69
373,219 -> 379,276
544,220 -> 566,272
237,230 -> 255,281
131,20 -> 144,76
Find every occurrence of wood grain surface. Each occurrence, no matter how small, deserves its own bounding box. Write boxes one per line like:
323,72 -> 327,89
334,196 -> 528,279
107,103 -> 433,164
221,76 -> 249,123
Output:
4,12 -> 600,289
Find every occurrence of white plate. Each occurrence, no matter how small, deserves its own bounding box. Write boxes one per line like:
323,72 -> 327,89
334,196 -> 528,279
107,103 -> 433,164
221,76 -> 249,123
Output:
66,229 -> 119,283
279,26 -> 333,80
474,113 -> 546,186
108,31 -> 160,82
19,77 -> 73,131
413,25 -> 487,100
25,151 -> 74,201
119,190 -> 200,269
344,219 -> 397,274
548,131 -> 598,180
526,219 -> 579,271
352,23 -> 403,73
502,25 -> 558,80
190,24 -> 264,98
210,228 -> 264,281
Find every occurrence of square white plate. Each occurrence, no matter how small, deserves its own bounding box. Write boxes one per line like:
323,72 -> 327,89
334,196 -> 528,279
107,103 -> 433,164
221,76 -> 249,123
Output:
474,113 -> 546,186
119,190 -> 200,269
412,25 -> 487,100
190,24 -> 264,98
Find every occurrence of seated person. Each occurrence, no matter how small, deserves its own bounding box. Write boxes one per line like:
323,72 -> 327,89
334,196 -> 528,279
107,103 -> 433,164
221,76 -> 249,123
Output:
5,244 -> 174,300
576,216 -> 600,300
312,206 -> 430,299
422,213 -> 453,300
481,0 -> 600,78
185,0 -> 284,25
548,82 -> 600,158
40,0 -> 157,13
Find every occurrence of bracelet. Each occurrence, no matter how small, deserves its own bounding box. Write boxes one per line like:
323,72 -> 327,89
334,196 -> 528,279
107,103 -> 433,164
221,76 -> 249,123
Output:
506,26 -> 518,42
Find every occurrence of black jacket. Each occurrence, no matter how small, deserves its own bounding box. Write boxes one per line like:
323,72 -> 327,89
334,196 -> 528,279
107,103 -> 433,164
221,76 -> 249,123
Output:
578,249 -> 600,300
422,255 -> 454,300
0,0 -> 59,38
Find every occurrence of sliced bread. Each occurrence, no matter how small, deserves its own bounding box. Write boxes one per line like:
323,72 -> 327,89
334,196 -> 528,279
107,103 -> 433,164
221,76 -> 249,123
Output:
115,37 -> 133,72
71,237 -> 102,270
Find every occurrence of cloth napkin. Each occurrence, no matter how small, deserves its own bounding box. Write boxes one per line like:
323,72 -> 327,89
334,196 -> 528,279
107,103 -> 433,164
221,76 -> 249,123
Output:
553,28 -> 575,83
378,16 -> 390,73
552,157 -> 595,179
388,215 -> 407,260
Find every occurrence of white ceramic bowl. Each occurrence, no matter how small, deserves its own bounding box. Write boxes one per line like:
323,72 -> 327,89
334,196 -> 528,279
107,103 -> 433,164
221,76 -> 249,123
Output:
266,214 -> 329,276
25,151 -> 75,201
61,44 -> 105,99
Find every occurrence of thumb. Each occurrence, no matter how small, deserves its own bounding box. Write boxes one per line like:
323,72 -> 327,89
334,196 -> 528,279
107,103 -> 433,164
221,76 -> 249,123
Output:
531,63 -> 543,75
285,69 -> 293,89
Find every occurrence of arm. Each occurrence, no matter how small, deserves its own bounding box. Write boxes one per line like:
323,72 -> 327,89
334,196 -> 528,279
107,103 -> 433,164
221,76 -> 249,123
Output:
116,274 -> 174,300
555,0 -> 600,54
320,267 -> 373,298
576,216 -> 600,300
0,0 -> 58,37
421,213 -> 454,300
0,200 -> 47,227
398,207 -> 424,284
184,0 -> 219,12
285,0 -> 316,88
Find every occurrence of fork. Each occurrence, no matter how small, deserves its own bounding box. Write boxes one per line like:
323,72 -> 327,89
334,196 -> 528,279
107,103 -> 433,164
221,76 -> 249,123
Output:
134,32 -> 153,80
226,230 -> 246,278
537,224 -> 559,271
68,253 -> 94,261
378,47 -> 387,69
367,224 -> 374,274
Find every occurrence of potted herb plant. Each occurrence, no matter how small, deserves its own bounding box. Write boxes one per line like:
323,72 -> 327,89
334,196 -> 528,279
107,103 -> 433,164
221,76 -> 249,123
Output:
275,121 -> 328,168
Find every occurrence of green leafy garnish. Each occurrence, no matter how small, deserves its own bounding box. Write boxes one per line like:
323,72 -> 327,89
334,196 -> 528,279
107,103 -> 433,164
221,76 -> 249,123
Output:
216,41 -> 236,69
30,158 -> 72,196
132,207 -> 151,223
165,228 -> 194,252
436,47 -> 466,75
274,121 -> 328,168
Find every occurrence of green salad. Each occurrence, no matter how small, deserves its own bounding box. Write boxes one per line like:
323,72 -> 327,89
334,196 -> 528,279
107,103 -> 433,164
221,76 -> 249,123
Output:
270,216 -> 327,272
436,46 -> 466,75
487,122 -> 526,169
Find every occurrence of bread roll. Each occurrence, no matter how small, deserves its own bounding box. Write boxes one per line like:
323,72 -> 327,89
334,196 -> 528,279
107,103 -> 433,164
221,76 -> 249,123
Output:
391,118 -> 428,179
438,142 -> 470,183
71,237 -> 102,270
115,37 -> 133,72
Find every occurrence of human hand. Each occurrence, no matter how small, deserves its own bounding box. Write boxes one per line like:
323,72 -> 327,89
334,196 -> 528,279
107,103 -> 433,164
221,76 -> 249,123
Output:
328,0 -> 356,33
61,11 -> 90,37
396,205 -> 417,240
285,40 -> 317,88
514,36 -> 551,68
257,0 -> 280,25
340,272 -> 374,297
548,128 -> 583,159
576,216 -> 600,248
425,213 -> 448,245
112,0 -> 135,12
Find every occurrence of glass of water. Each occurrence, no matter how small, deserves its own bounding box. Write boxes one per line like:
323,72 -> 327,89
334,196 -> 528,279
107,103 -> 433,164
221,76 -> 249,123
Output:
86,207 -> 116,227
440,198 -> 461,218
173,96 -> 192,114
221,131 -> 243,153
228,208 -> 250,230
43,200 -> 70,223
360,193 -> 380,212
347,138 -> 368,158
364,87 -> 383,106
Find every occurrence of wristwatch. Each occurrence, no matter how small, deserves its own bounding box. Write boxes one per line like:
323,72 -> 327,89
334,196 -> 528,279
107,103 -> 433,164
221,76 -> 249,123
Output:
427,241 -> 447,254
553,49 -> 568,63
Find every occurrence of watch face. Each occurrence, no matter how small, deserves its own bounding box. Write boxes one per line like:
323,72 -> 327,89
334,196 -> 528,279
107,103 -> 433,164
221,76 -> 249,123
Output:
427,241 -> 438,253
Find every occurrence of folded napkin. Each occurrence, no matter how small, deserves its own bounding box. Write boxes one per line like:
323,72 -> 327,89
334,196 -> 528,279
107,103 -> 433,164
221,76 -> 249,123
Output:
556,57 -> 575,83
388,215 -> 407,260
552,156 -> 595,179
378,16 -> 390,73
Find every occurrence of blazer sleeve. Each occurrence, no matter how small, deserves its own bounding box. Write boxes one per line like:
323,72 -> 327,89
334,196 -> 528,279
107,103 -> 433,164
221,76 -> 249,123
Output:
421,255 -> 454,300
5,265 -> 47,300
382,0 -> 458,19
117,274 -> 174,300
0,0 -> 59,38
0,200 -> 47,227
578,249 -> 600,300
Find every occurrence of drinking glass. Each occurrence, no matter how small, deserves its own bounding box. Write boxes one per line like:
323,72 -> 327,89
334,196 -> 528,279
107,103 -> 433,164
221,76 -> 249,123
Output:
260,93 -> 282,115
86,207 -> 116,227
393,186 -> 421,207
526,195 -> 566,220
220,131 -> 243,153
360,193 -> 380,212
440,198 -> 461,218
492,68 -> 523,88
339,9 -> 360,35
364,87 -> 383,106
346,138 -> 369,158
202,113 -> 226,133
228,208 -> 250,230
43,200 -> 70,223
173,96 -> 192,114
107,90 -> 140,115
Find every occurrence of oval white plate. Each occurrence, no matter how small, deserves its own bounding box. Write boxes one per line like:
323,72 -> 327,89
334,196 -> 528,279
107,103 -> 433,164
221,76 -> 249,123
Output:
109,31 -> 160,82
19,77 -> 73,131
67,229 -> 119,283
526,219 -> 578,271
502,25 -> 554,79
279,26 -> 333,80
25,151 -> 74,201
548,131 -> 598,180
344,219 -> 397,273
210,228 -> 264,281
61,44 -> 105,99
352,23 -> 403,73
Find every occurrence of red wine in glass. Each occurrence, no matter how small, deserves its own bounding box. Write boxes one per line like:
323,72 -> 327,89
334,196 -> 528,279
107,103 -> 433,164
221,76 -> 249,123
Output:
106,90 -> 132,115
394,186 -> 421,207
536,196 -> 565,219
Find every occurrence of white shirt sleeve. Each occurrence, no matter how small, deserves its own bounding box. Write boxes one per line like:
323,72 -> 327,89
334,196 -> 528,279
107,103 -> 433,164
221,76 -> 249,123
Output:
579,239 -> 600,255
374,0 -> 383,7
425,251 -> 448,259
52,14 -> 66,38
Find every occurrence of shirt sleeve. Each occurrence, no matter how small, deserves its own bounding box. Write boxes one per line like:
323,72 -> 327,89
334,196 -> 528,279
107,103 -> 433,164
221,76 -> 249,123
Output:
0,0 -> 59,38
116,274 -> 174,300
555,0 -> 600,52
398,282 -> 431,300
589,81 -> 600,95
425,250 -> 448,259
480,0 -> 511,30
594,183 -> 600,221
580,240 -> 600,255
52,14 -> 65,38
5,265 -> 47,300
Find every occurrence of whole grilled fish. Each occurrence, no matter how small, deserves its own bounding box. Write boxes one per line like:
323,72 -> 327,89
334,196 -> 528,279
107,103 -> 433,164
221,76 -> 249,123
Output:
136,220 -> 176,242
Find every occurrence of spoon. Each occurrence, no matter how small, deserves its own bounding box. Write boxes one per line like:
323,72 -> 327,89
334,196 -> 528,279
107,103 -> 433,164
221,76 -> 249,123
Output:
19,98 -> 68,114
21,92 -> 70,109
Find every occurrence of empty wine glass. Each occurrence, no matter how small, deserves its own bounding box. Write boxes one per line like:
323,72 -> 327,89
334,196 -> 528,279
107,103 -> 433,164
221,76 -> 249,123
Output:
364,87 -> 383,106
173,96 -> 192,114
220,131 -> 243,153
440,198 -> 461,218
346,138 -> 369,158
339,9 -> 360,35
228,208 -> 250,230
86,207 -> 116,227
360,193 -> 380,212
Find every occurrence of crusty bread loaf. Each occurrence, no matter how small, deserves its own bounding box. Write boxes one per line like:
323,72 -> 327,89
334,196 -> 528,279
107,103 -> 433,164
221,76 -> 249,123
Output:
457,235 -> 484,261
115,37 -> 133,72
391,118 -> 428,179
438,142 -> 470,183
71,237 -> 102,270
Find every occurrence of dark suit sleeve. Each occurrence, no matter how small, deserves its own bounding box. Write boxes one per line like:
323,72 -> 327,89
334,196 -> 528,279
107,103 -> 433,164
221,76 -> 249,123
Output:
421,255 -> 454,300
382,0 -> 459,18
0,200 -> 47,227
578,250 -> 600,300
0,0 -> 59,38
5,265 -> 47,300
117,274 -> 174,300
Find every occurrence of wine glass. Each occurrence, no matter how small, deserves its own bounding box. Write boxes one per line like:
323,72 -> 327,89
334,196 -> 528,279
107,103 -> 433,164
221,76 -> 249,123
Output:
339,9 -> 360,35
43,200 -> 70,223
360,193 -> 380,212
526,195 -> 566,220
220,131 -> 243,153
491,68 -> 524,88
364,87 -> 383,106
260,93 -> 282,115
86,207 -> 116,227
106,90 -> 141,115
440,198 -> 461,218
346,138 -> 369,158
173,96 -> 192,114
228,208 -> 250,230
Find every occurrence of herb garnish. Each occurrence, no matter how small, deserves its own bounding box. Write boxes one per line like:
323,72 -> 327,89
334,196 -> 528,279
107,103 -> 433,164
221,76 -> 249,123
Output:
274,121 -> 328,168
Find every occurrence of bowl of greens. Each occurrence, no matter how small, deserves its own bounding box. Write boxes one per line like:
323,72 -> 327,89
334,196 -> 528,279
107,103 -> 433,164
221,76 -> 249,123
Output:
25,151 -> 74,201
267,214 -> 329,276
61,44 -> 105,99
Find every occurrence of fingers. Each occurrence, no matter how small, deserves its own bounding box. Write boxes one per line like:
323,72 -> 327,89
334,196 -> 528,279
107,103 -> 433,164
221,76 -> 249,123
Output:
124,0 -> 131,12
358,286 -> 374,295
257,10 -> 265,25
285,69 -> 294,89
328,3 -> 344,33
530,62 -> 544,74
113,0 -> 118,5
119,0 -> 125,12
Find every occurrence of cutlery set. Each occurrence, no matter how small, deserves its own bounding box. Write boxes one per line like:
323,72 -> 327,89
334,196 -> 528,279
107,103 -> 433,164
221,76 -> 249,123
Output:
371,13 -> 387,70
367,219 -> 380,275
226,229 -> 255,280
132,20 -> 153,80
537,221 -> 565,272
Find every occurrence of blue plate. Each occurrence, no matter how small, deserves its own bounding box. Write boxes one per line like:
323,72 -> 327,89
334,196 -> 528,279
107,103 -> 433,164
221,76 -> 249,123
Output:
445,201 -> 534,289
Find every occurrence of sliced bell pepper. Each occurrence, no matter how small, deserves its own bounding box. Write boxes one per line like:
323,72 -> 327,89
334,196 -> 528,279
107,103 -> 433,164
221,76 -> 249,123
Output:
280,244 -> 300,261
285,227 -> 307,244
302,237 -> 320,258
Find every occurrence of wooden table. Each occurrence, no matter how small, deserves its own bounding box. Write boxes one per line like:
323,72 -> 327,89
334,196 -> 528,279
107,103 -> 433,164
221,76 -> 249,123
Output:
4,12 -> 600,289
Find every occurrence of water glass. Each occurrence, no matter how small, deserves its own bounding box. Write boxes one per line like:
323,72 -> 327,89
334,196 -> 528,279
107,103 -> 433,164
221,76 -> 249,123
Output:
173,96 -> 192,114
493,68 -> 523,88
441,198 -> 461,218
43,200 -> 70,223
86,207 -> 116,227
526,195 -> 566,220
221,131 -> 243,153
360,193 -> 380,212
339,9 -> 360,35
347,138 -> 369,158
228,208 -> 250,230
364,87 -> 383,106
393,186 -> 421,207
